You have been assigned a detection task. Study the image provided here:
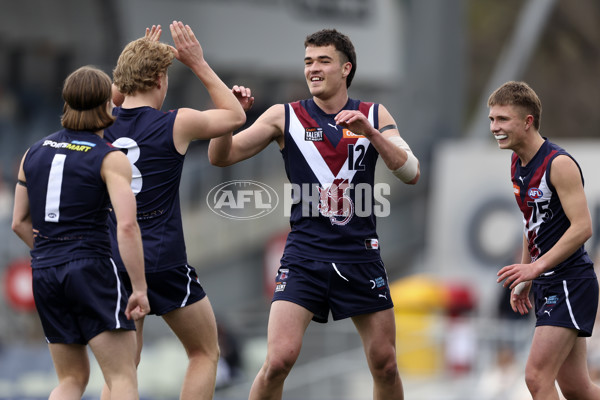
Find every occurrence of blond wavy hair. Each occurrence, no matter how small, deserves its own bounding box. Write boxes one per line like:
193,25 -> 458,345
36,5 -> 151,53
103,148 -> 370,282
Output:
113,38 -> 175,95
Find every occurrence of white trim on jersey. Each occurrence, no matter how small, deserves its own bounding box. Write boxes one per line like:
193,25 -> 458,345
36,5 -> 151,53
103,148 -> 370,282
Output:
286,103 -> 373,186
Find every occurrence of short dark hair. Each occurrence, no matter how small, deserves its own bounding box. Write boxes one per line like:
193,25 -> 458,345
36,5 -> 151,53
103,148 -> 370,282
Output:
305,29 -> 356,88
488,81 -> 542,130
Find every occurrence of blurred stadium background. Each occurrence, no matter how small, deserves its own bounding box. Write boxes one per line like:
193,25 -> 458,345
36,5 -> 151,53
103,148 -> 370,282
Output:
1,0 -> 600,399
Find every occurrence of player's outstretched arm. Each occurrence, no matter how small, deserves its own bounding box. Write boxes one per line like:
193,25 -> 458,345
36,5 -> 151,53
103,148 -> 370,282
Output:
208,103 -> 285,167
169,21 -> 246,143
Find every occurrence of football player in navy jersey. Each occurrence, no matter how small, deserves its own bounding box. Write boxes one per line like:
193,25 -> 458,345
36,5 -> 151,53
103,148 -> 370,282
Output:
491,81 -> 600,400
209,29 -> 418,400
11,66 -> 149,400
101,22 -> 246,400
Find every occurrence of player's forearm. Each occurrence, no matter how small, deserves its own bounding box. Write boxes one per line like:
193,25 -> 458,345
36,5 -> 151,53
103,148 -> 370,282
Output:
534,224 -> 592,274
12,221 -> 34,249
375,134 -> 420,184
117,223 -> 147,292
191,62 -> 245,122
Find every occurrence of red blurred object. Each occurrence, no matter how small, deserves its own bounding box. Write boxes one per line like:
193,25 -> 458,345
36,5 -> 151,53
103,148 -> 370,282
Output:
4,258 -> 36,312
444,282 -> 476,317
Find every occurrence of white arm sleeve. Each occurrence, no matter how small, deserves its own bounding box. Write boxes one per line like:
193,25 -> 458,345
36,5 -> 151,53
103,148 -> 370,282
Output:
387,135 -> 419,183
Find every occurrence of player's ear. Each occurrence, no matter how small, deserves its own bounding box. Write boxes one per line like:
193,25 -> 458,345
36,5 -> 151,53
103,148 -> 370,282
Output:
342,62 -> 352,78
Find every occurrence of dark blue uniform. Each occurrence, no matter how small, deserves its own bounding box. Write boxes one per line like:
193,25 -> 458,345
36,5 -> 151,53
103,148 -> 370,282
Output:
274,99 -> 394,322
105,107 -> 205,315
24,129 -> 134,343
511,139 -> 598,336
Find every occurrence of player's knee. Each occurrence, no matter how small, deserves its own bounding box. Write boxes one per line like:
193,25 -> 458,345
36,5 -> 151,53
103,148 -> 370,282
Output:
367,349 -> 399,383
524,366 -> 547,395
61,373 -> 89,393
263,356 -> 296,381
189,344 -> 220,366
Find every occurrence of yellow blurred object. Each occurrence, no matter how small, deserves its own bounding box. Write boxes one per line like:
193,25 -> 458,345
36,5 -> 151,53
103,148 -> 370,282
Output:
390,274 -> 447,312
391,275 -> 446,376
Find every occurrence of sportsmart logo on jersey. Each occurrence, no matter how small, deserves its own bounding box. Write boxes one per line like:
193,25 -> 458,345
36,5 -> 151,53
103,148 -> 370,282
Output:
43,139 -> 96,152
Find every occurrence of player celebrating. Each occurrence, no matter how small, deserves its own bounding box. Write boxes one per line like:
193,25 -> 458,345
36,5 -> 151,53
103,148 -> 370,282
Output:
12,66 -> 149,400
209,29 -> 418,400
101,21 -> 246,400
491,81 -> 600,400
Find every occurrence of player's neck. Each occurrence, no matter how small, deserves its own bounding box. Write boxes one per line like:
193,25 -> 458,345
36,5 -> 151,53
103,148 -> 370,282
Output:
121,90 -> 163,110
313,91 -> 349,115
517,133 -> 545,166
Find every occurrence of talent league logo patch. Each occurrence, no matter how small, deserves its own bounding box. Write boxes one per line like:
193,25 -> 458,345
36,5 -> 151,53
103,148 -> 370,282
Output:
305,127 -> 324,141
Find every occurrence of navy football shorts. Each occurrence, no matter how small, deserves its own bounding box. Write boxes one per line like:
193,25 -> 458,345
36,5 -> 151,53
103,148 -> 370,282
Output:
533,277 -> 599,337
33,257 -> 135,344
272,258 -> 394,323
119,264 -> 206,316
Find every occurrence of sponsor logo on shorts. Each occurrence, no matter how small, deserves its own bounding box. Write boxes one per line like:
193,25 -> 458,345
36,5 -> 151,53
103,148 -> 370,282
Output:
370,276 -> 386,289
542,295 -> 558,317
370,276 -> 388,300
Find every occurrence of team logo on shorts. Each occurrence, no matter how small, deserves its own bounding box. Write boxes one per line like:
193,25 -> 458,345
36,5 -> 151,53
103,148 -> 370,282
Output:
542,295 -> 558,317
370,276 -> 388,300
370,276 -> 386,289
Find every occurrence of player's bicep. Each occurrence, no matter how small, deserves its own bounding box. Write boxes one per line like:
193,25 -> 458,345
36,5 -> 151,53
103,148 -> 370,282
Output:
231,104 -> 285,160
12,183 -> 30,226
377,104 -> 400,139
175,107 -> 244,141
102,151 -> 137,224
551,155 -> 591,228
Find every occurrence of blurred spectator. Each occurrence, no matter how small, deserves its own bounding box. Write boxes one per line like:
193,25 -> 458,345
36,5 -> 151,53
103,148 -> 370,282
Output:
215,320 -> 242,390
443,283 -> 477,375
